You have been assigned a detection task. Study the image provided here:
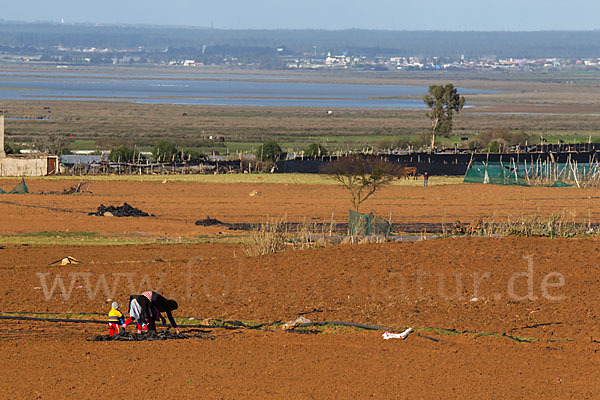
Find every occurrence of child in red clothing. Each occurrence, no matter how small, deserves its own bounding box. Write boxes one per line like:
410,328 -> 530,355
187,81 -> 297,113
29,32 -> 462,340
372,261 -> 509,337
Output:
108,302 -> 124,336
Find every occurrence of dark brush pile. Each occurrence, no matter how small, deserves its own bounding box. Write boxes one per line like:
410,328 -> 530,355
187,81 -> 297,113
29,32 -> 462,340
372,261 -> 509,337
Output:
63,181 -> 91,195
195,216 -> 227,226
40,181 -> 92,195
88,203 -> 152,217
194,217 -> 244,230
88,329 -> 214,342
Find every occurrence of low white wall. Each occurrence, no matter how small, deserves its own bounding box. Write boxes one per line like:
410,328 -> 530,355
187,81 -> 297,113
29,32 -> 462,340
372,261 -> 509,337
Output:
0,157 -> 48,176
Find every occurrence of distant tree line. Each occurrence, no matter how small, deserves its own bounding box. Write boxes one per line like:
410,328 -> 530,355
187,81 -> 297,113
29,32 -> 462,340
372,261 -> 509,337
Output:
109,140 -> 206,163
3,22 -> 600,58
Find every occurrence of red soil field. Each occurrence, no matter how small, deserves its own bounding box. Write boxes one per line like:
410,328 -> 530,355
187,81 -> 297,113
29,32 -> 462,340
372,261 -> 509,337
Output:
0,179 -> 598,238
2,322 -> 598,399
2,237 -> 600,398
2,179 -> 600,398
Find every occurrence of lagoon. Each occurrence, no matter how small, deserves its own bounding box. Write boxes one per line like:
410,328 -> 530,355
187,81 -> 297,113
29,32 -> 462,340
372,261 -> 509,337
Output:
0,70 -> 490,109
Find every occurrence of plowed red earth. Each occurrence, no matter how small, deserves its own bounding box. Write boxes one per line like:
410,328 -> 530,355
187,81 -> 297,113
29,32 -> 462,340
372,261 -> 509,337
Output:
2,321 -> 598,399
0,179 -> 599,237
2,179 -> 600,398
2,238 -> 600,398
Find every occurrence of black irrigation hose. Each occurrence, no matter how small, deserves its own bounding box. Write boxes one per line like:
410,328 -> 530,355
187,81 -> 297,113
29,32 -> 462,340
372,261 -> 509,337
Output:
286,329 -> 321,335
436,327 -> 534,343
296,322 -> 445,342
0,315 -> 545,343
1,315 -> 384,333
502,333 -> 533,343
0,315 -> 107,324
212,319 -> 281,330
1,311 -> 105,316
0,315 -> 376,332
519,322 -> 563,330
0,315 -> 275,331
294,324 -> 443,341
297,321 -> 387,331
0,200 -> 88,215
416,333 -> 444,343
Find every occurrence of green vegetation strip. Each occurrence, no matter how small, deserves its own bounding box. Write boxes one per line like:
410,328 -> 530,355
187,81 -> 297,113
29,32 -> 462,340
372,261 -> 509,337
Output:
0,231 -> 247,246
0,174 -> 463,186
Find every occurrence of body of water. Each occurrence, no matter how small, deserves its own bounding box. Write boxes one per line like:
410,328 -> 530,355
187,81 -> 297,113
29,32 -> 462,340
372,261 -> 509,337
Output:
0,71 -> 491,109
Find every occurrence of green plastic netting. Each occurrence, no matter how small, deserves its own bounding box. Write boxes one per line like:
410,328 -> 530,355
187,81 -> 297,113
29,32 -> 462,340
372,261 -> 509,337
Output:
9,178 -> 28,194
463,162 -> 586,187
348,210 -> 391,236
0,178 -> 29,194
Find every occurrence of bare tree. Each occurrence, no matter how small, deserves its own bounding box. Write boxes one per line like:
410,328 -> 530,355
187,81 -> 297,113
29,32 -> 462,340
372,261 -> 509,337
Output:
34,133 -> 71,155
323,155 -> 403,212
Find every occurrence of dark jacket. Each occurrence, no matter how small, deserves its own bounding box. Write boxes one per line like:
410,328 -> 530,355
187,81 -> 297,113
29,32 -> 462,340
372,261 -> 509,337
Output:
150,291 -> 178,328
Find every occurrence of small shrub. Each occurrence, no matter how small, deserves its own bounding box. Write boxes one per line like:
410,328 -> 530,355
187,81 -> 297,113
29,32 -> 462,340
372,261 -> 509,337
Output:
245,217 -> 288,256
183,149 -> 206,163
485,140 -> 503,153
255,141 -> 284,162
153,140 -> 178,162
322,155 -> 402,212
4,142 -> 18,155
473,127 -> 532,150
109,145 -> 135,162
305,143 -> 328,157
411,133 -> 432,150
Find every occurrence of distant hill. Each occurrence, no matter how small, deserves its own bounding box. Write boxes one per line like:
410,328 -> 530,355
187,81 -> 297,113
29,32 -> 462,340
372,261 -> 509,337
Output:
0,21 -> 599,58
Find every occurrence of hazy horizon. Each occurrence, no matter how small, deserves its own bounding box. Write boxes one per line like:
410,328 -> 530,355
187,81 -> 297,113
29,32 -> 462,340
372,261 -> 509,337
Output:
3,0 -> 600,31
2,19 -> 600,34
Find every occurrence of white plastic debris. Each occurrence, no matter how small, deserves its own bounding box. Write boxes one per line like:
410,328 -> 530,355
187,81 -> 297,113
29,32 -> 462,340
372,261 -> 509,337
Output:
49,256 -> 81,266
382,327 -> 412,340
470,297 -> 479,302
281,316 -> 311,331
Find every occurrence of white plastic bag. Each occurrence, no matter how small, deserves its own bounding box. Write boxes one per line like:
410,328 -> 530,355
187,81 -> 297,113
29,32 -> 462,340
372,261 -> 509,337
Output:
382,327 -> 412,340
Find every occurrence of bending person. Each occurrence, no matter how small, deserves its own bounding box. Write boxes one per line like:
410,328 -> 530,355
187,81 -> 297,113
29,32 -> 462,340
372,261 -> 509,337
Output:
142,290 -> 180,334
123,294 -> 153,334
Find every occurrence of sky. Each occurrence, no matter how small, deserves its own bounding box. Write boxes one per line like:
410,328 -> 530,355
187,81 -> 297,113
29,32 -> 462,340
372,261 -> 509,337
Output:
2,0 -> 600,31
